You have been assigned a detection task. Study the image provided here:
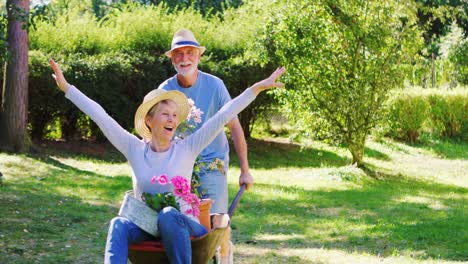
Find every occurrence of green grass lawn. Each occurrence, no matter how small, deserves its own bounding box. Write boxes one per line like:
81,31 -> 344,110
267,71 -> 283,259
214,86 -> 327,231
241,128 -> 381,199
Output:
0,137 -> 467,263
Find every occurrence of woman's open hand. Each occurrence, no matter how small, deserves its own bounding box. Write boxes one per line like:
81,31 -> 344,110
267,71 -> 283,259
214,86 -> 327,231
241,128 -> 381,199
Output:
49,58 -> 70,93
251,67 -> 286,95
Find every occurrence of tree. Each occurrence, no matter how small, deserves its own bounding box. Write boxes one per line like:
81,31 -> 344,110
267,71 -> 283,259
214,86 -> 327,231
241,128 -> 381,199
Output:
0,0 -> 30,152
413,0 -> 467,87
261,0 -> 422,166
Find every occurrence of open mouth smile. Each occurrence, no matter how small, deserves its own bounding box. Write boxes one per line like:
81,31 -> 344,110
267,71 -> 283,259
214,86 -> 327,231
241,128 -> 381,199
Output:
179,62 -> 192,69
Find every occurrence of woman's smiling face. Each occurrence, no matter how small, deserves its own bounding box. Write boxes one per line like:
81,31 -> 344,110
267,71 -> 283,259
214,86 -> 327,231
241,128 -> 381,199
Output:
145,100 -> 180,142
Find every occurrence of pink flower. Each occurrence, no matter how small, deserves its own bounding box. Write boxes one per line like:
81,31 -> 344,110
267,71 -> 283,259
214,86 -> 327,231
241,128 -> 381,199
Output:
182,194 -> 194,203
174,189 -> 184,196
158,175 -> 168,185
191,195 -> 200,206
146,174 -> 201,218
191,109 -> 203,124
150,176 -> 158,184
187,98 -> 195,107
150,175 -> 168,185
171,176 -> 191,196
192,207 -> 200,217
187,104 -> 204,123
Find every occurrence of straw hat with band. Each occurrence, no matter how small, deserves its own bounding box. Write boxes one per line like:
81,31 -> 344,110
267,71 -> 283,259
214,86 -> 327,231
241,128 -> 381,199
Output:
134,89 -> 190,140
165,29 -> 206,58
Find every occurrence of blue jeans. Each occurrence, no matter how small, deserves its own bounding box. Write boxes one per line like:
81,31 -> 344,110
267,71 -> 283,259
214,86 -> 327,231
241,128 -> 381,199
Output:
104,207 -> 208,264
199,169 -> 228,214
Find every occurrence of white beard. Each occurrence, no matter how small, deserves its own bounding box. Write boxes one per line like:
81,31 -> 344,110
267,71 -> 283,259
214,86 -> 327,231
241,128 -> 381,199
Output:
174,63 -> 197,77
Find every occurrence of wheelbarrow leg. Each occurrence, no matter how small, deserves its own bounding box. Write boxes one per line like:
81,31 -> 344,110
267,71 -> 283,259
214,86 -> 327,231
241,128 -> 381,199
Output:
213,184 -> 246,264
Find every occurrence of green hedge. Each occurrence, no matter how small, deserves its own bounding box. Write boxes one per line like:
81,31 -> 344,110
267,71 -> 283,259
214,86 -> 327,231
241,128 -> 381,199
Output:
28,49 -> 173,141
387,94 -> 430,143
26,3 -> 276,141
386,88 -> 468,142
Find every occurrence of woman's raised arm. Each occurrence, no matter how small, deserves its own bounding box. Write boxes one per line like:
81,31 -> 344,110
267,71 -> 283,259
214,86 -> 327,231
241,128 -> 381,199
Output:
186,67 -> 286,155
249,67 -> 286,95
49,58 -> 138,158
49,59 -> 70,93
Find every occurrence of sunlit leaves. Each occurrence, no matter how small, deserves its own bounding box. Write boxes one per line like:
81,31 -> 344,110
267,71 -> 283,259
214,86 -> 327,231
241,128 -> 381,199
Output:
260,0 -> 423,165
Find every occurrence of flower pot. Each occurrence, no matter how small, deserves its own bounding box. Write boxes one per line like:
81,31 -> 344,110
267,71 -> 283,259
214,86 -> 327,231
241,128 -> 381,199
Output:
198,199 -> 213,231
119,191 -> 213,237
118,191 -> 160,237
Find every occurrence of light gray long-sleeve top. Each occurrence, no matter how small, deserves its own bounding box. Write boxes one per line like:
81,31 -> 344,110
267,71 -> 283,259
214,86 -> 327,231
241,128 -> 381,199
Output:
65,86 -> 256,221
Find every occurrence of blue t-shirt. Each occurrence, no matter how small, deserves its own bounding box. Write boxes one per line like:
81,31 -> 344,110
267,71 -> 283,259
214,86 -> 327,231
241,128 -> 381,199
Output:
158,71 -> 233,166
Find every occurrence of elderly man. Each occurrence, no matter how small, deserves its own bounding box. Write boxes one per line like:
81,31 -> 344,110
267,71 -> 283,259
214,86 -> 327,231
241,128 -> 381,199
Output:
158,29 -> 252,263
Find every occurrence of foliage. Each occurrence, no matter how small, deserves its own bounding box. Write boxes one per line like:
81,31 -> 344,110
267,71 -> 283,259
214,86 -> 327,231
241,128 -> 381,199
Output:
387,94 -> 430,143
430,22 -> 467,87
27,50 -> 169,141
258,0 -> 423,166
27,2 -> 272,140
142,189 -> 180,212
385,87 -> 468,142
28,50 -> 62,140
432,94 -> 467,138
449,37 -> 468,85
415,0 -> 467,47
142,175 -> 201,217
407,0 -> 467,87
129,0 -> 243,17
0,6 -> 8,65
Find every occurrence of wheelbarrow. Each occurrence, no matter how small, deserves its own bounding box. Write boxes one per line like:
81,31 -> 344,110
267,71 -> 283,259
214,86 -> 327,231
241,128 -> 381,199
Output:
128,184 -> 247,264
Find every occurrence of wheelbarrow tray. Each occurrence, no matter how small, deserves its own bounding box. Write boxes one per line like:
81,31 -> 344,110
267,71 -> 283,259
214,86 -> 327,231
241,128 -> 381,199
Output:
128,185 -> 246,263
128,226 -> 228,264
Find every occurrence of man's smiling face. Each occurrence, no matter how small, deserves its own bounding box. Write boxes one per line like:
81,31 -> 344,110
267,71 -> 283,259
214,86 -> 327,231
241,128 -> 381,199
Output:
171,46 -> 201,77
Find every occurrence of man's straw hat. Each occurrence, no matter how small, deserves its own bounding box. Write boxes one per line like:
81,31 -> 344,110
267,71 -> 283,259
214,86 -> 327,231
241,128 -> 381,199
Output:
134,89 -> 189,140
165,29 -> 206,58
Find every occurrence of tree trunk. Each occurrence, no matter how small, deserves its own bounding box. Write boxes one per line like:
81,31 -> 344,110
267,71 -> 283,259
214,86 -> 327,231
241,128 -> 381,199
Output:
348,135 -> 366,167
0,0 -> 30,152
238,109 -> 253,139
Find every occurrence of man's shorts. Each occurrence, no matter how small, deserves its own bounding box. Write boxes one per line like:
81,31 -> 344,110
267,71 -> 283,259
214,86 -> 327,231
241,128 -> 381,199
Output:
199,169 -> 228,214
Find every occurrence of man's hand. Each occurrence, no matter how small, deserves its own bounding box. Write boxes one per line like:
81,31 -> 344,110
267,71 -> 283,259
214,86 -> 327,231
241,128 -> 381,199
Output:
239,171 -> 253,190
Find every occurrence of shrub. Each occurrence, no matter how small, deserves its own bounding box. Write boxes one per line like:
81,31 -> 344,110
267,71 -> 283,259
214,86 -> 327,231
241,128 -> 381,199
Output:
388,94 -> 430,143
386,87 -> 468,142
28,50 -> 171,141
425,89 -> 467,139
28,50 -> 61,140
447,95 -> 467,138
27,3 -> 278,141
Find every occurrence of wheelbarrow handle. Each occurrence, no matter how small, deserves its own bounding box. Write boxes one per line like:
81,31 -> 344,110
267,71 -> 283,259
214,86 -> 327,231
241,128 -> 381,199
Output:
227,184 -> 247,219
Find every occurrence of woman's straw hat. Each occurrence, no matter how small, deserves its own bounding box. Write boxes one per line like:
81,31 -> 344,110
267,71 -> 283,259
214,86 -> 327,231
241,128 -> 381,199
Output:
165,29 -> 206,57
134,89 -> 189,140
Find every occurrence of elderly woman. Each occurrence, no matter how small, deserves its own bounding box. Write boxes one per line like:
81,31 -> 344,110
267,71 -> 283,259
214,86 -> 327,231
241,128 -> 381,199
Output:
49,59 -> 285,264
